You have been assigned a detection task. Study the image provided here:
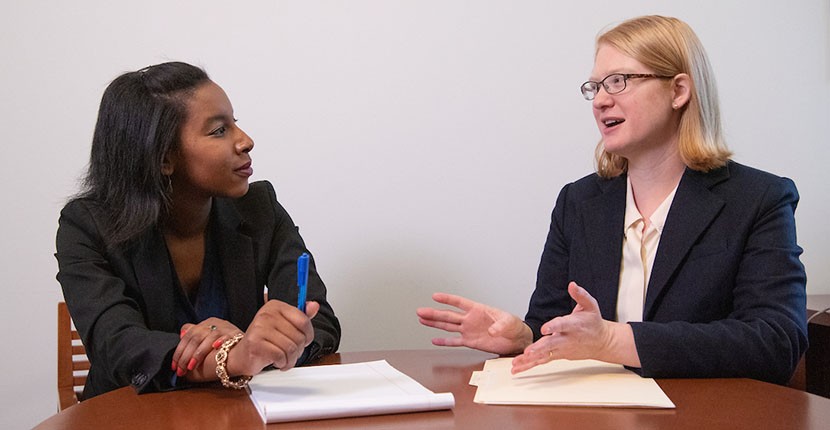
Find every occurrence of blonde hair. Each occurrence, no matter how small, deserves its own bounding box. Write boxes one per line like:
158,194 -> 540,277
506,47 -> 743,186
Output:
594,15 -> 731,178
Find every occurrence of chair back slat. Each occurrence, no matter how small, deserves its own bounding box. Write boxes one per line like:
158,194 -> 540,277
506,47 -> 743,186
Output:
57,302 -> 89,411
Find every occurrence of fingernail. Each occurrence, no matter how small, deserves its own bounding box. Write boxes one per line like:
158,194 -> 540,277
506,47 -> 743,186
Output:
176,367 -> 186,377
212,339 -> 223,349
171,360 -> 178,371
187,358 -> 196,371
180,329 -> 187,338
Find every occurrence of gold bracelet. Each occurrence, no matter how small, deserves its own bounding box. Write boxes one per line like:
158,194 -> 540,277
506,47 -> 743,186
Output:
215,333 -> 253,389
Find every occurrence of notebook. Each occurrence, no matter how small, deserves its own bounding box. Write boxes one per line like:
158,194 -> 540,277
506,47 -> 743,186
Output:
248,360 -> 455,423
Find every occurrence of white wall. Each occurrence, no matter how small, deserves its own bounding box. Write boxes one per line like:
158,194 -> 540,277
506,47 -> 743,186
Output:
2,1 -> 828,427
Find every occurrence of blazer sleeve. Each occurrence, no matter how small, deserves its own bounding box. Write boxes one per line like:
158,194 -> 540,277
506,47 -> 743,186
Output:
254,182 -> 341,362
525,183 -> 577,339
631,176 -> 807,385
55,201 -> 181,397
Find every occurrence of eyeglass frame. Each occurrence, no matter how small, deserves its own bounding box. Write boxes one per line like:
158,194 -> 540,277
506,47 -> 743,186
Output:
580,73 -> 674,100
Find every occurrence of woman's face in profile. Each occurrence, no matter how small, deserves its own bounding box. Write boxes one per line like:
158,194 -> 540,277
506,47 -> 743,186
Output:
590,45 -> 678,161
166,81 -> 255,200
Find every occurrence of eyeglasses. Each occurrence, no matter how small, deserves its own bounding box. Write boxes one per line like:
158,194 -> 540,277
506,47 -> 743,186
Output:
580,73 -> 674,100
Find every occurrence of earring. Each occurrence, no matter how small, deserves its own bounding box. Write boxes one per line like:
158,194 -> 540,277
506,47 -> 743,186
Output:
672,104 -> 678,110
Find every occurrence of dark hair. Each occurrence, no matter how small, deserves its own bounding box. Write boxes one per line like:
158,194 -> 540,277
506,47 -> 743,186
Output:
79,61 -> 210,247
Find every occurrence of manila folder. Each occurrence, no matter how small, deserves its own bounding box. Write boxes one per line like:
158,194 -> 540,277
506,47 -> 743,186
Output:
470,358 -> 674,408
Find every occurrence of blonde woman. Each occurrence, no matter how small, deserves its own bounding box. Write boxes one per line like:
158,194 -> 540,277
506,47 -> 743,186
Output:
418,15 -> 806,385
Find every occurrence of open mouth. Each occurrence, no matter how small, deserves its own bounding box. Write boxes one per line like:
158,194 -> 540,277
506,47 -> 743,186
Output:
603,119 -> 624,128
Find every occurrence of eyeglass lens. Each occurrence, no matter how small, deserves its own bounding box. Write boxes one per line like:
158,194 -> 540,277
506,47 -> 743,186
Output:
580,74 -> 627,100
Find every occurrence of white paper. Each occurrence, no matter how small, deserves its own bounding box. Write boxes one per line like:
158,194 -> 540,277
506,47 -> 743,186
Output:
470,358 -> 674,408
248,360 -> 455,423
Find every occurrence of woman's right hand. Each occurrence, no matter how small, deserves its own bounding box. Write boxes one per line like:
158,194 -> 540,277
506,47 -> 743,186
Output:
227,299 -> 319,376
416,293 -> 532,355
173,318 -> 241,377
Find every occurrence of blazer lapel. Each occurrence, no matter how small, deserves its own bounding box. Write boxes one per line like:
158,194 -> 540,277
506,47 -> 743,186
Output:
580,175 -> 627,321
212,199 -> 259,326
132,229 -> 178,331
643,166 -> 729,319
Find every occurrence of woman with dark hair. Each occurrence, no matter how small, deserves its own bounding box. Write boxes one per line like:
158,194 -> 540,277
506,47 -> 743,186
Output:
417,16 -> 807,385
56,61 -> 340,399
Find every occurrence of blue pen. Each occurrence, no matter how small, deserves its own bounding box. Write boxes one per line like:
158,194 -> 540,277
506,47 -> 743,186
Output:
297,253 -> 309,312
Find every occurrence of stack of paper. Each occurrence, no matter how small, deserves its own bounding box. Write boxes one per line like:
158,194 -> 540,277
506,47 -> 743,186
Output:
248,360 -> 455,423
470,358 -> 674,408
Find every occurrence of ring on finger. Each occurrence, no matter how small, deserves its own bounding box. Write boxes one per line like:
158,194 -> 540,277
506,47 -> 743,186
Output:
210,325 -> 217,331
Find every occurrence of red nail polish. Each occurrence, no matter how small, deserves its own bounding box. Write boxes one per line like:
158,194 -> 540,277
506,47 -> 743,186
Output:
180,329 -> 187,338
176,367 -> 186,377
187,358 -> 197,371
212,339 -> 223,349
171,361 -> 178,371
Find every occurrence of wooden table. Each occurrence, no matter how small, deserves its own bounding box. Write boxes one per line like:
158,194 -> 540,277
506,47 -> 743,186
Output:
35,349 -> 830,429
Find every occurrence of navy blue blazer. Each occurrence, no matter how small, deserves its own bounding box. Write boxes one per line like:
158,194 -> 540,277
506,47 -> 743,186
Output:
56,181 -> 341,399
525,161 -> 807,385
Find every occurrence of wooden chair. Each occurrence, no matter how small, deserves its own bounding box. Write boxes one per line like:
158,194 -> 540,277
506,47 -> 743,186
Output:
57,302 -> 89,410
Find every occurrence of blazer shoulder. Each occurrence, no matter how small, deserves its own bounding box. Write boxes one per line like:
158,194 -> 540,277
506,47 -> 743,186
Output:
727,161 -> 794,183
709,161 -> 798,197
239,180 -> 278,205
559,172 -> 622,202
226,180 -> 289,228
60,196 -> 104,219
57,197 -> 109,237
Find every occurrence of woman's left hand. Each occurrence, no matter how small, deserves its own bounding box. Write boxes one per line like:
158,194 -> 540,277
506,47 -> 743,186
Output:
511,282 -> 639,374
173,318 -> 241,377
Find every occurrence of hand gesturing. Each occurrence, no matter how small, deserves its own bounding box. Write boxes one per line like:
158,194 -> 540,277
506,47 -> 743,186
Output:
417,293 -> 532,355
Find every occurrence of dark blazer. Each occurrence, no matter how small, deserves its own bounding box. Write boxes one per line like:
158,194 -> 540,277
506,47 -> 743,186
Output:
525,161 -> 807,385
56,181 -> 340,399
